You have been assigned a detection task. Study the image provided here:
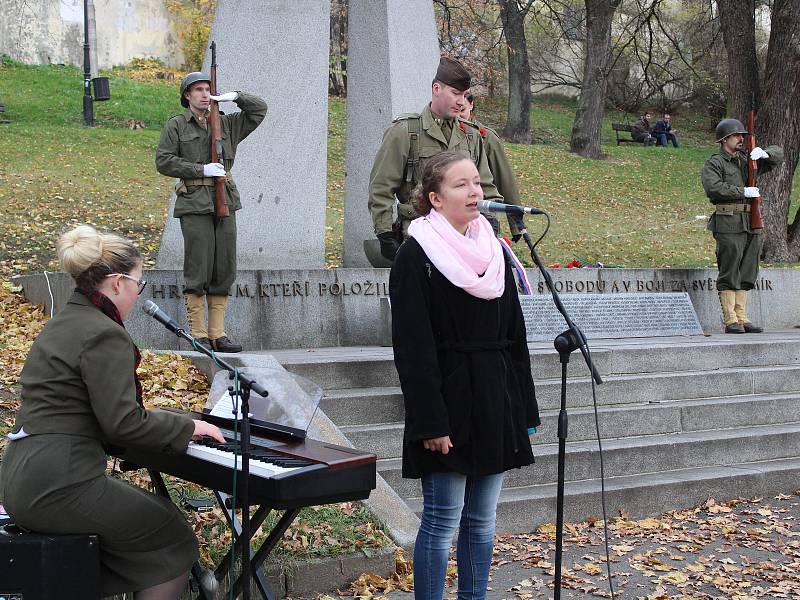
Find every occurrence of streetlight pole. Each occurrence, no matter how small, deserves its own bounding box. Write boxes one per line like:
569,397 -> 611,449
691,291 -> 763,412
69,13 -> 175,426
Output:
82,0 -> 94,126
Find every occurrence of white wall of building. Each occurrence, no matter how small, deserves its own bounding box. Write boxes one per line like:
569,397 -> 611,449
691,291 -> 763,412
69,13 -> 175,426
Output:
1,0 -> 184,68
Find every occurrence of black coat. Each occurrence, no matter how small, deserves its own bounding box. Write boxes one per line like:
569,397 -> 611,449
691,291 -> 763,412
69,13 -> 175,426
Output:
390,237 -> 540,479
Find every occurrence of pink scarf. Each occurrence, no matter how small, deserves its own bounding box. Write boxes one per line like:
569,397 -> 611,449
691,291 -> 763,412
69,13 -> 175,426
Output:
408,209 -> 505,300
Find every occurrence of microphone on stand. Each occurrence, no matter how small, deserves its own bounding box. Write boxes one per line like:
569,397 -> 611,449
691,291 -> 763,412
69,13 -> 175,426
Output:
142,300 -> 183,334
477,199 -> 546,215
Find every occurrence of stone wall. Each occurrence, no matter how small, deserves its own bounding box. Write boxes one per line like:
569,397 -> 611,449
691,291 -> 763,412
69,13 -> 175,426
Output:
14,267 -> 800,351
1,0 -> 183,68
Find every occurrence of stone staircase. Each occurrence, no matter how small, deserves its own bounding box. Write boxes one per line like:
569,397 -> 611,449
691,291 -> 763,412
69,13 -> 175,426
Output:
271,332 -> 800,533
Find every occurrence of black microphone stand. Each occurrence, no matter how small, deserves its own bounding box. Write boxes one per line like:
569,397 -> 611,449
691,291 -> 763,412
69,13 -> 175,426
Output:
170,326 -> 267,600
519,229 -> 602,600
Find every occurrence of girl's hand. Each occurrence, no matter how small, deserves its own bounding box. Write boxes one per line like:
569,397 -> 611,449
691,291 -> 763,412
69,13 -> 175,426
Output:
192,420 -> 226,443
423,435 -> 453,455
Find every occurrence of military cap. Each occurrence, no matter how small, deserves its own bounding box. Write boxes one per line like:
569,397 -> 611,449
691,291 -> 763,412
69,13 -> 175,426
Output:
715,118 -> 749,143
180,72 -> 211,107
434,57 -> 471,92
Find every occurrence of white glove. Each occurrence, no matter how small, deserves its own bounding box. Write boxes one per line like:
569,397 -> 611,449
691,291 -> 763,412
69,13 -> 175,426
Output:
210,91 -> 239,102
203,162 -> 225,177
750,147 -> 769,161
744,187 -> 760,198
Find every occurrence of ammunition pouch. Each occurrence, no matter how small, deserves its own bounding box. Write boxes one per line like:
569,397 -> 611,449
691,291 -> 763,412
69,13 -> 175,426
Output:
715,203 -> 750,215
396,201 -> 419,222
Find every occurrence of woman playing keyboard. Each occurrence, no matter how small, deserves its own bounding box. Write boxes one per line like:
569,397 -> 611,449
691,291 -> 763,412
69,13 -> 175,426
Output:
0,225 -> 225,599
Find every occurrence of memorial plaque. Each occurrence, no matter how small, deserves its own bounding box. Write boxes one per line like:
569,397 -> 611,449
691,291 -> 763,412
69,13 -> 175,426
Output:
519,293 -> 703,342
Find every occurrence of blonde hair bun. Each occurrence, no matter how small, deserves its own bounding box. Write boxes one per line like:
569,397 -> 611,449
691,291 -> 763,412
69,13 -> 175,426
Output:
57,225 -> 104,277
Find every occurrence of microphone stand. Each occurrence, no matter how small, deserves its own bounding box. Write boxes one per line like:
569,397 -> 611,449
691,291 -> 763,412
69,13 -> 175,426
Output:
169,326 -> 267,600
519,229 -> 602,600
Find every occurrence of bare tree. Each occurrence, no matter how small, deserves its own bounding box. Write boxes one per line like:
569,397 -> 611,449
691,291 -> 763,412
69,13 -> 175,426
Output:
718,0 -> 760,118
718,0 -> 800,261
329,0 -> 348,97
498,0 -> 534,143
570,0 -> 623,158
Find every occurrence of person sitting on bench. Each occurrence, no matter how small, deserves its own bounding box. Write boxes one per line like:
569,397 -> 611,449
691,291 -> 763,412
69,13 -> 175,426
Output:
631,112 -> 655,146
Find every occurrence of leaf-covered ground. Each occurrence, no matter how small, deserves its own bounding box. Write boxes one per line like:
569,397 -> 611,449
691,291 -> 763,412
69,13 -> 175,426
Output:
340,494 -> 800,600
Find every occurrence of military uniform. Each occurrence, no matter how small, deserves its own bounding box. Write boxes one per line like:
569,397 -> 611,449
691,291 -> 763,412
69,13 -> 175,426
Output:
465,119 -> 524,237
156,91 -> 267,348
702,144 -> 783,290
0,292 -> 197,596
702,142 -> 783,331
368,104 -> 502,237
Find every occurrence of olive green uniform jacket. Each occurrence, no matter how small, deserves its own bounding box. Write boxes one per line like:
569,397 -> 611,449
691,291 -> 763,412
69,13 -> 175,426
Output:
701,145 -> 784,290
155,92 -> 267,295
468,119 -> 523,236
156,92 -> 268,217
0,292 -> 197,595
368,104 -> 502,236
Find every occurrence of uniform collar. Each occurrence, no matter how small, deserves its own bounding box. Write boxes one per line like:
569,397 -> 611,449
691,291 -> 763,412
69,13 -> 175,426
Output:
422,104 -> 467,147
182,108 -> 209,125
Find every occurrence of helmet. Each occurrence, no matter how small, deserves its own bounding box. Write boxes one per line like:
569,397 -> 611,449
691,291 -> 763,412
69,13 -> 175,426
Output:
179,72 -> 211,107
715,118 -> 749,143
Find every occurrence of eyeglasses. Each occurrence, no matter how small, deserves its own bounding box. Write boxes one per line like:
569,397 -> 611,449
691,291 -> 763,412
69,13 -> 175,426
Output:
107,273 -> 148,295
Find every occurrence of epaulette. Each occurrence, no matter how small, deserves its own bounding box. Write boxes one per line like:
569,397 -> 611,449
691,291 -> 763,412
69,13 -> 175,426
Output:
392,112 -> 421,123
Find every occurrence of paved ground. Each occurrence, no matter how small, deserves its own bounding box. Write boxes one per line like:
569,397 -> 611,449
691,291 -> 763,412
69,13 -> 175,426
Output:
332,492 -> 800,600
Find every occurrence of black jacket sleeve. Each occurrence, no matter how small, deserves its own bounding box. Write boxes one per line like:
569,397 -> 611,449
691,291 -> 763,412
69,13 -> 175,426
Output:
505,267 -> 540,429
389,242 -> 451,441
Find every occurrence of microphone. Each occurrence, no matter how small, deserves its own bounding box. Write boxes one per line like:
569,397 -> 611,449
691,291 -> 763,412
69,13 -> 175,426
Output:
477,200 -> 545,215
142,300 -> 183,334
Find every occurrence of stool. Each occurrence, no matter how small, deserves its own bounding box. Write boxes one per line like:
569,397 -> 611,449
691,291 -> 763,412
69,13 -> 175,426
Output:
0,525 -> 100,599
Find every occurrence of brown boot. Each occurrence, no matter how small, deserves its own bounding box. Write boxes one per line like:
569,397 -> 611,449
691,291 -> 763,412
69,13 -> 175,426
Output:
734,290 -> 763,333
208,295 -> 242,353
184,293 -> 208,340
718,290 -> 741,333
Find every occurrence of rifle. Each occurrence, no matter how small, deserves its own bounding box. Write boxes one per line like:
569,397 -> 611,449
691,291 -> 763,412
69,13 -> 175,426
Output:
209,41 -> 230,218
747,110 -> 762,229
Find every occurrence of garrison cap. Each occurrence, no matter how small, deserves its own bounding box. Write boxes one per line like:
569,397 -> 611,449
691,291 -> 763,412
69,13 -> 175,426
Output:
180,72 -> 211,107
715,118 -> 749,143
434,57 -> 471,92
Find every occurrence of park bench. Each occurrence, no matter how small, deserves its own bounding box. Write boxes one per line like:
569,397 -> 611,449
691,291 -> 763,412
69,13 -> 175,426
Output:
612,122 -> 644,145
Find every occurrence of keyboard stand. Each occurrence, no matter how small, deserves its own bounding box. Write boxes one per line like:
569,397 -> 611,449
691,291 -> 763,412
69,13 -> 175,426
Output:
147,469 -> 301,600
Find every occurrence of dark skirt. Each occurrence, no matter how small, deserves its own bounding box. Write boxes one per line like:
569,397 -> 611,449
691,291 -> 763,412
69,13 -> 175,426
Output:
0,434 -> 198,595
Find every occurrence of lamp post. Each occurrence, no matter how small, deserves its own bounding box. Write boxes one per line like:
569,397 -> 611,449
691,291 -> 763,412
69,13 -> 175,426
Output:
82,0 -> 94,126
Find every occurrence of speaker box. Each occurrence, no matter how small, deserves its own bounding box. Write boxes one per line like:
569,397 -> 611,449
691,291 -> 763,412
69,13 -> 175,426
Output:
0,525 -> 100,599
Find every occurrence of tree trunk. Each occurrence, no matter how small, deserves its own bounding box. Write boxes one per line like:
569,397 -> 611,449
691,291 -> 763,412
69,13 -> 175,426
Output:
570,0 -> 621,158
498,0 -> 532,144
757,0 -> 800,261
717,0 -> 760,120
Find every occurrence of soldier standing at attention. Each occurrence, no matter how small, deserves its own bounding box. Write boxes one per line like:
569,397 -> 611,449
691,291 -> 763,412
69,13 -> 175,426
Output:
459,93 -> 527,240
701,118 -> 783,334
156,72 -> 267,352
368,57 -> 503,262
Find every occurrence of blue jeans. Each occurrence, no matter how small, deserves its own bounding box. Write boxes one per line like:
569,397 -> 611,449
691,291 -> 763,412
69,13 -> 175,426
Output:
655,132 -> 679,147
414,471 -> 504,600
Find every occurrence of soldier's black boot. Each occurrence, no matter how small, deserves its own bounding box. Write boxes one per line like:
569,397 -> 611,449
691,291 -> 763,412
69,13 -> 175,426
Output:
212,336 -> 242,353
725,323 -> 745,334
742,322 -> 763,333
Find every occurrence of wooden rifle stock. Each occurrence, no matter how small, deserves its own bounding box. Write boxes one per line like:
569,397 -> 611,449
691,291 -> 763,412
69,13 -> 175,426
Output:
209,41 -> 230,218
747,110 -> 762,229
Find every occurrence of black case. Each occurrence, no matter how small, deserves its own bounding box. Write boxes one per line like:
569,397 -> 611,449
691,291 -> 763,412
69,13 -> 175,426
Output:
0,525 -> 100,599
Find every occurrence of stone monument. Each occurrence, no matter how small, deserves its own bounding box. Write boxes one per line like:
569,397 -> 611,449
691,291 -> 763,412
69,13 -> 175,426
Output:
342,0 -> 440,267
156,0 -> 330,271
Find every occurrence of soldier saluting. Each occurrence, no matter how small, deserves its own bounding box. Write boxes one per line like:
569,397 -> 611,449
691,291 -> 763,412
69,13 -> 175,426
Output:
701,118 -> 783,334
156,72 -> 267,352
368,56 -> 503,262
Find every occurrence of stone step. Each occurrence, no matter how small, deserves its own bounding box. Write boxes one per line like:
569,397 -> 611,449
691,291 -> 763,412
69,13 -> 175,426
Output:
274,335 -> 800,390
404,456 -> 800,533
377,421 -> 800,499
326,363 -> 800,429
341,390 -> 800,460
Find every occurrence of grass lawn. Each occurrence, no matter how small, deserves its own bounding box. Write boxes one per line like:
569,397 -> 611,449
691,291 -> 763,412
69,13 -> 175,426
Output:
3,59 -> 798,279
